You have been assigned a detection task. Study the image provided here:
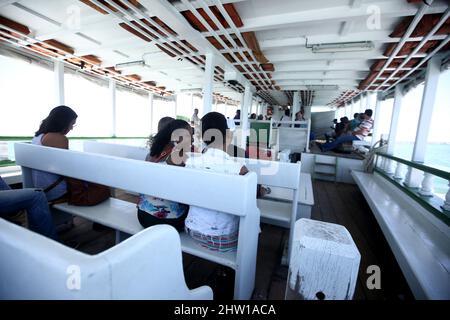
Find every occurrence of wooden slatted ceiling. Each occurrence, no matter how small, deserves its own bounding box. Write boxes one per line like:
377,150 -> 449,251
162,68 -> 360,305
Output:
79,0 -> 141,15
119,17 -> 178,43
358,12 -> 450,91
179,2 -> 275,93
0,16 -> 169,95
180,3 -> 243,32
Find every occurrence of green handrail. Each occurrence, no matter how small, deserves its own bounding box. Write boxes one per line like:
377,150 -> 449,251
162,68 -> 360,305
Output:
376,152 -> 450,180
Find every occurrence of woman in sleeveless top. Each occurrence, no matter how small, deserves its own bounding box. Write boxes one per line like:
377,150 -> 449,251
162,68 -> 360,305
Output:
31,106 -> 78,201
137,120 -> 193,232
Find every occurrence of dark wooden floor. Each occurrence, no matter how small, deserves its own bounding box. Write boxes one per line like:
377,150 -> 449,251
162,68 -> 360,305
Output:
36,180 -> 414,300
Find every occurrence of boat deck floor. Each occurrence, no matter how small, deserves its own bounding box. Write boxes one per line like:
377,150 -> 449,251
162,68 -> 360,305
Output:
11,180 -> 413,300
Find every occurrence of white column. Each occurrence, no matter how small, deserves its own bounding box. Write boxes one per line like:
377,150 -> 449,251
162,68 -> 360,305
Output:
412,56 -> 442,163
359,94 -> 364,113
240,84 -> 252,149
292,91 -> 300,123
366,92 -> 372,111
190,93 -> 195,115
385,85 -> 403,174
109,80 -> 117,137
149,93 -> 154,134
174,94 -> 178,119
54,61 -> 65,105
387,85 -> 403,155
304,105 -> 311,121
371,92 -> 383,146
202,53 -> 216,115
351,99 -> 356,118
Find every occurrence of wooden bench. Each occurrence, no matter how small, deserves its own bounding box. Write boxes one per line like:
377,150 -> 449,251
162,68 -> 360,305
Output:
15,142 -> 260,300
0,218 -> 212,299
83,141 -> 308,259
352,171 -> 450,299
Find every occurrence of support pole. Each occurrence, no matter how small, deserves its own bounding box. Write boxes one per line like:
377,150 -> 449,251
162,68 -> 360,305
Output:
109,80 -> 117,137
412,56 -> 442,163
54,61 -> 65,105
202,53 -> 216,115
240,84 -> 252,149
371,92 -> 383,146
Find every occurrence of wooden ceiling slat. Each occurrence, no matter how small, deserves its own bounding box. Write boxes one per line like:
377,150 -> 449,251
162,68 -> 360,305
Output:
0,15 -> 30,35
390,13 -> 450,38
79,0 -> 141,15
242,32 -> 268,64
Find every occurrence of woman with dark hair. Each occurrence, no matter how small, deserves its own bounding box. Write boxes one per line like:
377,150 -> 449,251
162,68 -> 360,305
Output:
31,106 -> 78,201
137,120 -> 192,231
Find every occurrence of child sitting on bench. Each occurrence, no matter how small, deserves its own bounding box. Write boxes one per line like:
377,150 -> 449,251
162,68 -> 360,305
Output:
137,120 -> 193,232
184,112 -> 249,252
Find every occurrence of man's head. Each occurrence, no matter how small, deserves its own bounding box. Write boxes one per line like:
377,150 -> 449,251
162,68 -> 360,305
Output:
333,119 -> 338,124
201,112 -> 232,149
284,109 -> 290,117
364,109 -> 373,119
194,108 -> 199,115
353,113 -> 359,119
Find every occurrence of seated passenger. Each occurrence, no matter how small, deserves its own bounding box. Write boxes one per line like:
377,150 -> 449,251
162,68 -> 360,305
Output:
0,176 -> 58,240
146,116 -> 175,160
31,106 -> 77,201
184,112 -> 249,252
137,120 -> 192,232
349,113 -> 362,131
319,109 -> 373,152
257,114 -> 264,120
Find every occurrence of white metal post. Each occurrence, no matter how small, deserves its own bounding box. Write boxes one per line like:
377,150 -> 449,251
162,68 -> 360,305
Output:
351,99 -> 355,118
412,56 -> 442,163
366,92 -> 372,111
190,93 -> 195,115
109,80 -> 117,137
386,85 -> 404,174
292,91 -> 300,124
240,84 -> 252,149
202,53 -> 216,115
371,92 -> 383,146
360,94 -> 364,113
54,61 -> 65,105
149,93 -> 154,135
174,94 -> 178,119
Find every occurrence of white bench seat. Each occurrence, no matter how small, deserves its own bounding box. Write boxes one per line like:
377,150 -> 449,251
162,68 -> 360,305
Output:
54,199 -> 238,269
258,199 -> 292,228
352,171 -> 450,299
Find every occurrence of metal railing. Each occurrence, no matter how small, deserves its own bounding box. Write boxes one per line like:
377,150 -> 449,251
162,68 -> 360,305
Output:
375,152 -> 450,227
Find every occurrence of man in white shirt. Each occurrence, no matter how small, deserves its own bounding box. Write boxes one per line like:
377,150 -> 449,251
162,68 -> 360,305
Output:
191,108 -> 200,127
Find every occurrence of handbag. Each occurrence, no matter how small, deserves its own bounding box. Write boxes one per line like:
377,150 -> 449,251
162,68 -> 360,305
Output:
66,178 -> 111,206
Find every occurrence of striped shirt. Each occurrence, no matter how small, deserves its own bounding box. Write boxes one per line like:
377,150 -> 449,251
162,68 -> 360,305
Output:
355,118 -> 373,140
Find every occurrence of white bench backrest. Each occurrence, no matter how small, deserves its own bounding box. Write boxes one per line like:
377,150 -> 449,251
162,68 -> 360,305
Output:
82,141 -> 301,191
15,143 -> 258,216
278,128 -> 308,153
84,140 -> 148,161
0,219 -> 212,299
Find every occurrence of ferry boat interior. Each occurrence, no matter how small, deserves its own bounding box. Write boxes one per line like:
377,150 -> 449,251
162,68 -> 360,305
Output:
0,0 -> 449,300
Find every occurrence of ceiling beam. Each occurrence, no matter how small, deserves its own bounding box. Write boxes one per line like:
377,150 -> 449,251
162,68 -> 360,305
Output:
259,33 -> 448,50
202,1 -> 448,33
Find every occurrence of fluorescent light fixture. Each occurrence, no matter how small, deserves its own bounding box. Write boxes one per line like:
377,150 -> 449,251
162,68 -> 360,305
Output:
312,41 -> 374,53
115,60 -> 145,70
